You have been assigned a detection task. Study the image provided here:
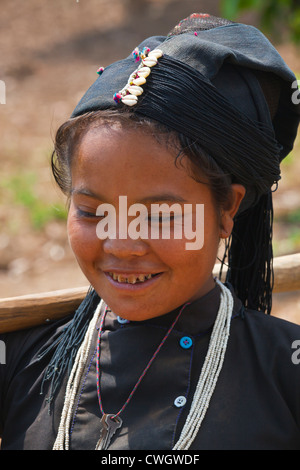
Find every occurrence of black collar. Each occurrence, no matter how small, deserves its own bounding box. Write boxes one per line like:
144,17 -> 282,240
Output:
103,283 -> 243,336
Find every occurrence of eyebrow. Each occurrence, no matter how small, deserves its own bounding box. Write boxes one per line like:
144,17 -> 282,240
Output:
71,188 -> 187,204
138,194 -> 187,204
70,188 -> 108,202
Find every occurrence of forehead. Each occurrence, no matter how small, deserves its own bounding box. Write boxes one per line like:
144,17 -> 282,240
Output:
76,122 -> 175,166
71,123 -> 213,205
73,124 -> 175,181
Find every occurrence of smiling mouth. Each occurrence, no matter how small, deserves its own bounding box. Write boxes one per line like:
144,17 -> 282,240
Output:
107,272 -> 161,284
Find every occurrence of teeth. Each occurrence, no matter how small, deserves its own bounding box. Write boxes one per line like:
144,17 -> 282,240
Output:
127,275 -> 137,284
109,273 -> 156,283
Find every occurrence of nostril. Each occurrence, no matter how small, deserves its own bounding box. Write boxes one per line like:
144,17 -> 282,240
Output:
102,237 -> 149,257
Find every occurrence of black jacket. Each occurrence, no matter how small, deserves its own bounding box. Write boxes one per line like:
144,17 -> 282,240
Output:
1,284 -> 300,450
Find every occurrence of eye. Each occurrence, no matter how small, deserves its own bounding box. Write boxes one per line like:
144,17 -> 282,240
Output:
76,208 -> 102,219
148,213 -> 175,224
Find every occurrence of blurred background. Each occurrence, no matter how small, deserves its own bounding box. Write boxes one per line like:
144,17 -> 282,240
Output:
0,0 -> 299,322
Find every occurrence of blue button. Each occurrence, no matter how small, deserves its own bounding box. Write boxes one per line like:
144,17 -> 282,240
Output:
179,336 -> 193,349
117,316 -> 130,324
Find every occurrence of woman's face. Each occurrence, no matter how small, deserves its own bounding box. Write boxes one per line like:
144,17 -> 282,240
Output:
68,123 -> 243,321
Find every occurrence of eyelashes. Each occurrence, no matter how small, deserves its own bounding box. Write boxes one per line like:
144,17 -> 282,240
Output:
76,209 -> 100,219
76,209 -> 180,224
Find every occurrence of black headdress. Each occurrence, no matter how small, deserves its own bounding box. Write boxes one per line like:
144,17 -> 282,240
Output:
72,13 -> 299,314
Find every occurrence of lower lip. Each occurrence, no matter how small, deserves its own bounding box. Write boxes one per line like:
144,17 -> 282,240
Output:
103,272 -> 163,292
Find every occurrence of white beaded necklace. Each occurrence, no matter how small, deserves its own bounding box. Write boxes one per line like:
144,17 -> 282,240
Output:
53,279 -> 233,450
173,279 -> 233,449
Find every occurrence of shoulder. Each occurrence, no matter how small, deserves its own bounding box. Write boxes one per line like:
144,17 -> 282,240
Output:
234,308 -> 300,376
0,314 -> 74,377
242,308 -> 300,341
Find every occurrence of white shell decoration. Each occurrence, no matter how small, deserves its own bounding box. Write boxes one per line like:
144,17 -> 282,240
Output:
148,49 -> 163,59
114,46 -> 163,107
133,76 -> 147,86
121,95 -> 138,106
137,66 -> 151,78
127,85 -> 144,96
142,57 -> 158,67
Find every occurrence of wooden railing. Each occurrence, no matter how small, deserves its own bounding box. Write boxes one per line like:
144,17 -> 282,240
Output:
0,253 -> 300,334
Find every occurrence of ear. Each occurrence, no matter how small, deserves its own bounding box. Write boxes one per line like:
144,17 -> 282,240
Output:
219,184 -> 246,239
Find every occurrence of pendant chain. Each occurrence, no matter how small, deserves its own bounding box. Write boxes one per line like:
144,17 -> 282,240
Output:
96,302 -> 190,419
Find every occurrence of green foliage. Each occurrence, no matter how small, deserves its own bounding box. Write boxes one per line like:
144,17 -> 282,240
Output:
222,0 -> 260,19
0,172 -> 68,230
221,0 -> 300,42
285,208 -> 300,224
274,208 -> 300,255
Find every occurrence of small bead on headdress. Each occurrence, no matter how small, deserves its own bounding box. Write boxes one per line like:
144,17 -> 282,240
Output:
113,47 -> 163,106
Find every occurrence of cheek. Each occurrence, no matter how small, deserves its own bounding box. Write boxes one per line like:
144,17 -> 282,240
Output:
67,212 -> 101,263
152,233 -> 217,275
151,206 -> 219,260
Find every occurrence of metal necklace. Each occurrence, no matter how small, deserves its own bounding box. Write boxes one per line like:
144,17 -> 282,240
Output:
94,302 -> 189,450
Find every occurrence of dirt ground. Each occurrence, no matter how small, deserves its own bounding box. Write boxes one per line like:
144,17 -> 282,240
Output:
0,0 -> 300,324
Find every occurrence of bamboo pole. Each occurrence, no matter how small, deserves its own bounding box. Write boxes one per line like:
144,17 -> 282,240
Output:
0,253 -> 300,334
0,286 -> 89,334
214,252 -> 300,293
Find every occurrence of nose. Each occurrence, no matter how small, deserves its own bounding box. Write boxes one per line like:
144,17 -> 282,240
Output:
102,236 -> 149,258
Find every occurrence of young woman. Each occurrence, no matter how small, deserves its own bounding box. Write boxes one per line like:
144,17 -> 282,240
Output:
1,13 -> 300,450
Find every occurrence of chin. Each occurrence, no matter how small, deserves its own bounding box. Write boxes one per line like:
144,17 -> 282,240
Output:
97,291 -> 170,321
107,299 -> 163,321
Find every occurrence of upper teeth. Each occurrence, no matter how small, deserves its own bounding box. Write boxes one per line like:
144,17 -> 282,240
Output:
109,273 -> 154,284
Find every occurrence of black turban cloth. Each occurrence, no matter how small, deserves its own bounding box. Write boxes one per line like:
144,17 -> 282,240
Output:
72,15 -> 300,192
42,13 -> 300,407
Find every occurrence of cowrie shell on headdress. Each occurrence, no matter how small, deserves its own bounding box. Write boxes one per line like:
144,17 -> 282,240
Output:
121,94 -> 138,106
148,49 -> 163,59
127,85 -> 144,96
137,66 -> 151,78
114,46 -> 163,107
133,76 -> 147,86
142,57 -> 158,67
